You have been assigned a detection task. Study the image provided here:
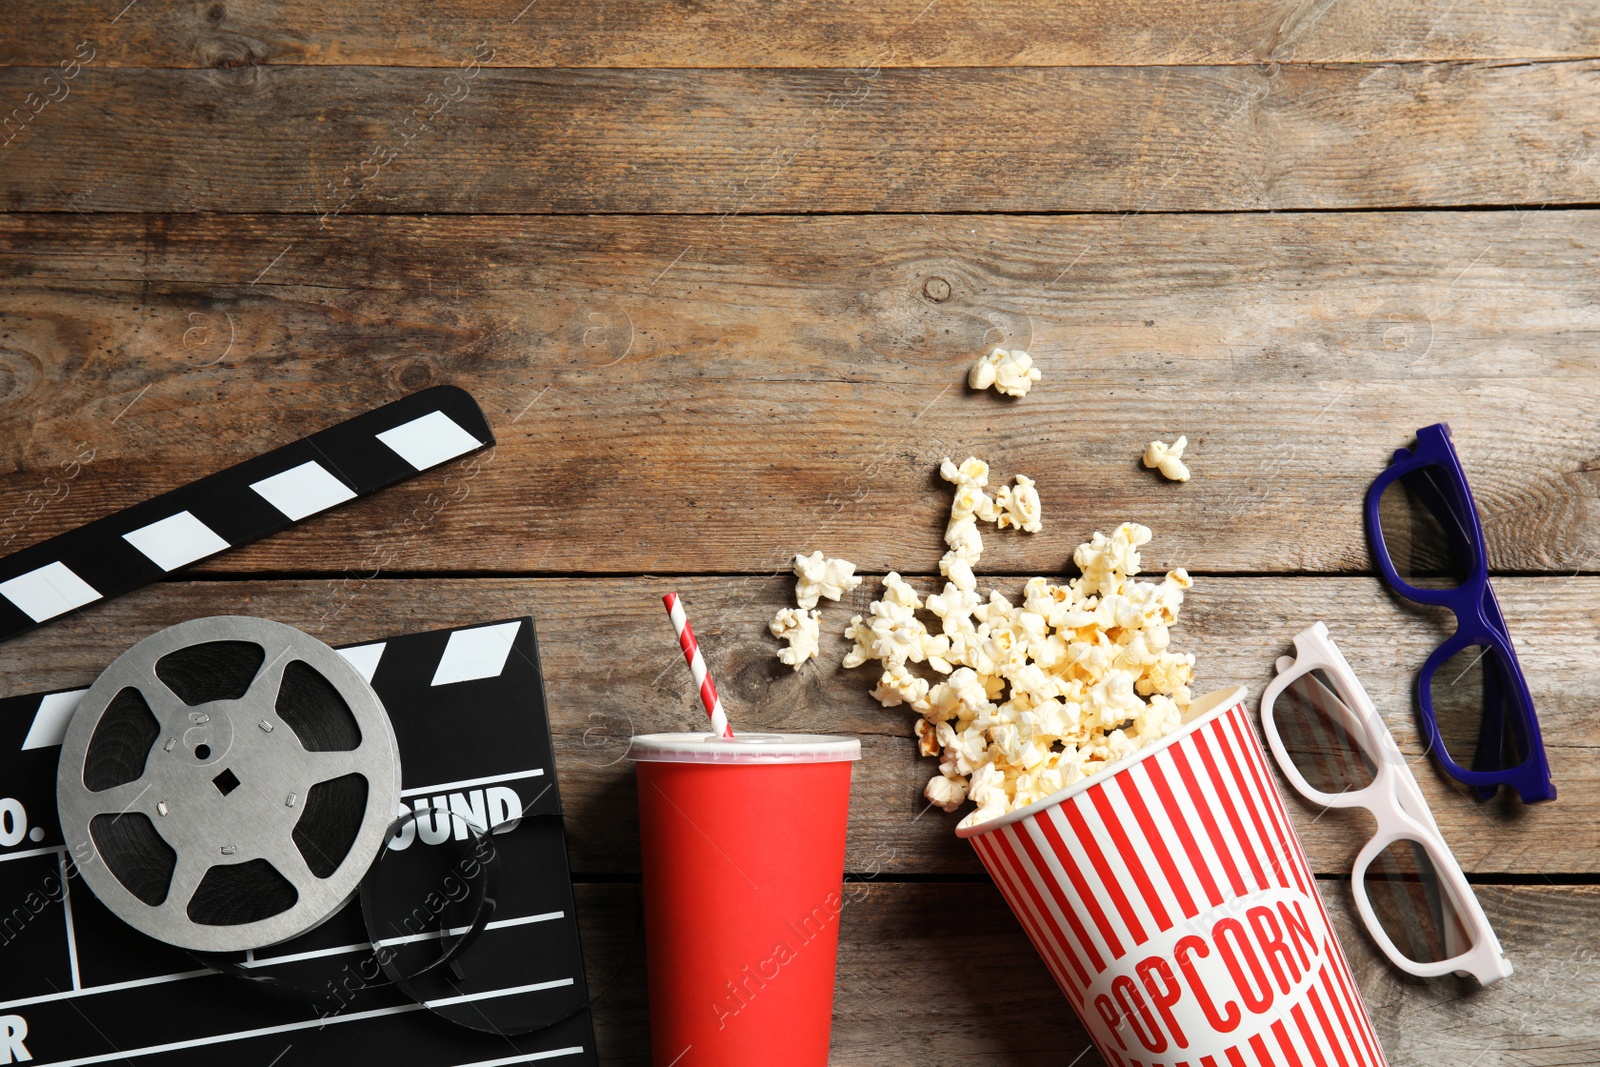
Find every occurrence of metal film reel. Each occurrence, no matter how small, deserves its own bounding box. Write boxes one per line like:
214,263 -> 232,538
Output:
57,616 -> 402,953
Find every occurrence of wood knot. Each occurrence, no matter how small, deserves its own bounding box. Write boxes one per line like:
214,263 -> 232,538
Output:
922,276 -> 951,303
390,358 -> 436,391
0,349 -> 44,409
199,38 -> 270,73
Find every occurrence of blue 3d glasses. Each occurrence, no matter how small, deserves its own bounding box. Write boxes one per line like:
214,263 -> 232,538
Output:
1365,423 -> 1554,804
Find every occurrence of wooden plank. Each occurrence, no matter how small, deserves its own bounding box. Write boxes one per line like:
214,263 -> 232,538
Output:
8,0 -> 1600,68
2,211 -> 1598,576
3,62 -> 1598,213
578,882 -> 1600,1064
0,576 -> 1594,875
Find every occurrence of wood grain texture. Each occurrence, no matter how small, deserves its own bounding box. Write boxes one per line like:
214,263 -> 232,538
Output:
0,576 -> 1593,875
578,882 -> 1599,1065
2,211 -> 1599,576
4,62 -> 1599,213
5,0 -> 1595,1058
9,0 -> 1600,68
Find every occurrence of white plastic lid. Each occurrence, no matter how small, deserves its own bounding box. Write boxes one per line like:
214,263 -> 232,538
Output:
625,732 -> 862,765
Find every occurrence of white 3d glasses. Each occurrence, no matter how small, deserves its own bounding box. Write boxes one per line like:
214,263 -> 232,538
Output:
1260,622 -> 1512,986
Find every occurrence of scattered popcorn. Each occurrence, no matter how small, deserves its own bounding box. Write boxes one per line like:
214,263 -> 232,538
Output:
843,572 -> 952,675
768,607 -> 821,670
936,457 -> 1040,592
768,551 -> 864,671
793,551 -> 864,610
967,358 -> 995,391
995,474 -> 1042,533
1144,436 -> 1191,482
844,461 -> 1198,829
968,348 -> 1043,398
939,458 -> 989,593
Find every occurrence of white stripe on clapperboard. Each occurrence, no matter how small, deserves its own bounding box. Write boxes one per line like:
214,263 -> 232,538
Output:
247,910 -> 566,966
341,621 -> 525,688
0,406 -> 481,625
56,853 -> 80,992
0,844 -> 67,864
448,1054 -> 589,1067
0,911 -> 567,1010
38,980 -> 581,1067
21,689 -> 86,750
399,767 -> 544,798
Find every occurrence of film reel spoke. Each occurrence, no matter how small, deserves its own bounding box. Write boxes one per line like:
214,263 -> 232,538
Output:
270,831 -> 329,888
164,850 -> 212,912
241,649 -> 294,717
85,780 -> 154,818
301,749 -> 366,780
141,677 -> 193,726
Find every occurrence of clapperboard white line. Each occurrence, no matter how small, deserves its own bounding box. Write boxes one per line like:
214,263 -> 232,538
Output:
0,970 -> 213,1012
371,909 -> 564,949
399,768 -> 545,797
250,910 -> 567,965
56,851 -> 81,991
0,843 -> 65,864
0,911 -> 570,1008
448,1051 -> 589,1067
422,977 -> 574,1009
39,979 -> 579,1067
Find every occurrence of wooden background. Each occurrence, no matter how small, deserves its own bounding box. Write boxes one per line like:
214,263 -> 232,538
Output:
3,1 -> 1599,1062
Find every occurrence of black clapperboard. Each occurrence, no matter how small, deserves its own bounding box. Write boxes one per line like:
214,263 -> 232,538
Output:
0,616 -> 598,1066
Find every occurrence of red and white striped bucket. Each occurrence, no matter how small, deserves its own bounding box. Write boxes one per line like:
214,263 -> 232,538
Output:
956,686 -> 1388,1067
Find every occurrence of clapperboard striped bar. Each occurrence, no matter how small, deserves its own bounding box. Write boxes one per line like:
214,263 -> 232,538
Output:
0,386 -> 493,643
0,617 -> 597,1066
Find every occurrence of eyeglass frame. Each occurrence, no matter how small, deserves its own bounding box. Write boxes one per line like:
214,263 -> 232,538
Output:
1364,421 -> 1554,804
1259,621 -> 1513,986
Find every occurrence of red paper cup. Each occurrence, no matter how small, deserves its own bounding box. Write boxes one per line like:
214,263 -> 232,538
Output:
627,733 -> 862,1067
957,687 -> 1389,1067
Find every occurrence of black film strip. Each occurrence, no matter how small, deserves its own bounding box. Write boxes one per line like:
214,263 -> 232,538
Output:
0,386 -> 493,643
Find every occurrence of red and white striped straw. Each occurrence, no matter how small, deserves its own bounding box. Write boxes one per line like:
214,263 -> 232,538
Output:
662,592 -> 733,738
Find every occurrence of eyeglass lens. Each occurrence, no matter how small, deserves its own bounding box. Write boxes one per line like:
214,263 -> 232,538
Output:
1362,838 -> 1474,965
1428,642 -> 1529,777
1376,464 -> 1475,589
1275,670 -> 1378,795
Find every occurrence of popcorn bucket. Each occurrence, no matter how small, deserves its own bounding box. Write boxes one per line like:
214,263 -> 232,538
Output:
956,687 -> 1389,1067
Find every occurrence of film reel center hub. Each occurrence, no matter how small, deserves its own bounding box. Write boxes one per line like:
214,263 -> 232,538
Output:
56,616 -> 402,953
